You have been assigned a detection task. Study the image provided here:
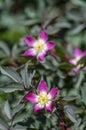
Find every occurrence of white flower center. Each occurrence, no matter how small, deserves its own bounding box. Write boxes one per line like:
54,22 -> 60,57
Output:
77,64 -> 83,69
38,92 -> 49,105
33,39 -> 47,52
74,57 -> 83,68
74,57 -> 80,65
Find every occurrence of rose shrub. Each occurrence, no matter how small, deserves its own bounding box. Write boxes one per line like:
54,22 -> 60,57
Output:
0,0 -> 86,130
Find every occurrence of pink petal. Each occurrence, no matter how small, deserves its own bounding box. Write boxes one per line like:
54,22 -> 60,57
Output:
38,52 -> 46,61
83,66 -> 86,71
82,51 -> 86,57
39,29 -> 48,42
69,59 -> 75,64
48,88 -> 59,99
24,36 -> 36,46
83,51 -> 86,55
23,49 -> 36,56
46,101 -> 53,112
47,41 -> 56,50
34,104 -> 44,112
73,67 -> 79,74
37,80 -> 48,93
74,47 -> 82,57
25,93 -> 38,104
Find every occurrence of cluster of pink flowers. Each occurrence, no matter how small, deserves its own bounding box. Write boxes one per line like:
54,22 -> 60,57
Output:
23,29 -> 59,112
23,29 -> 86,73
23,29 -> 86,112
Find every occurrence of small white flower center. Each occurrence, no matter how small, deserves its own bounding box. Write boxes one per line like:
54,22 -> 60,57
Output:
38,92 -> 49,105
77,64 -> 84,69
74,57 -> 80,65
33,39 -> 46,52
74,57 -> 83,68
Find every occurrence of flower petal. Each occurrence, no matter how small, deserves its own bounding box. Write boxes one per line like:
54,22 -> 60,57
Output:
39,29 -> 48,42
25,93 -> 38,104
48,88 -> 59,99
37,80 -> 48,93
34,104 -> 44,112
46,101 -> 53,112
69,59 -> 76,65
83,51 -> 86,56
23,49 -> 36,56
38,52 -> 46,61
24,36 -> 36,46
73,67 -> 79,74
83,66 -> 86,70
47,41 -> 55,50
74,47 -> 82,57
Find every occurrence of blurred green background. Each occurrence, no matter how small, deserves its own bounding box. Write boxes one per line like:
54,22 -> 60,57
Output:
0,0 -> 86,45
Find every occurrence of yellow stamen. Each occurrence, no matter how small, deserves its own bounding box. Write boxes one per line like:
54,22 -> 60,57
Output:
38,92 -> 49,105
33,39 -> 46,52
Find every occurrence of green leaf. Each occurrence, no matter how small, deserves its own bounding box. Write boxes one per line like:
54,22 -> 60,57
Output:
68,24 -> 85,35
12,104 -> 24,117
58,63 -> 74,70
0,119 -> 8,130
0,83 -> 23,93
11,124 -> 27,130
0,67 -> 22,83
74,71 -> 84,88
55,20 -> 71,29
42,55 -> 58,71
21,19 -> 41,26
67,11 -> 82,22
28,70 -> 35,86
63,95 -> 80,101
46,27 -> 60,35
20,63 -> 29,88
64,105 -> 77,123
81,84 -> 86,105
4,100 -> 12,119
11,45 -> 19,58
55,45 -> 67,61
71,0 -> 85,7
0,41 -> 10,56
0,59 -> 9,66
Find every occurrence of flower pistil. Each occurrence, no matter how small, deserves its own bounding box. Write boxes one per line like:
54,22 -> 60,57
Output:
38,92 -> 49,105
33,39 -> 47,52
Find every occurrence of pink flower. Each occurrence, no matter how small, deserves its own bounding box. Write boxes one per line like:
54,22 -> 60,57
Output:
23,29 -> 55,61
69,47 -> 86,73
25,80 -> 59,112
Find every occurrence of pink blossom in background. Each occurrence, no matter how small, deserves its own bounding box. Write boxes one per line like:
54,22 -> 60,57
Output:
23,29 -> 56,61
25,80 -> 59,112
69,47 -> 86,73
